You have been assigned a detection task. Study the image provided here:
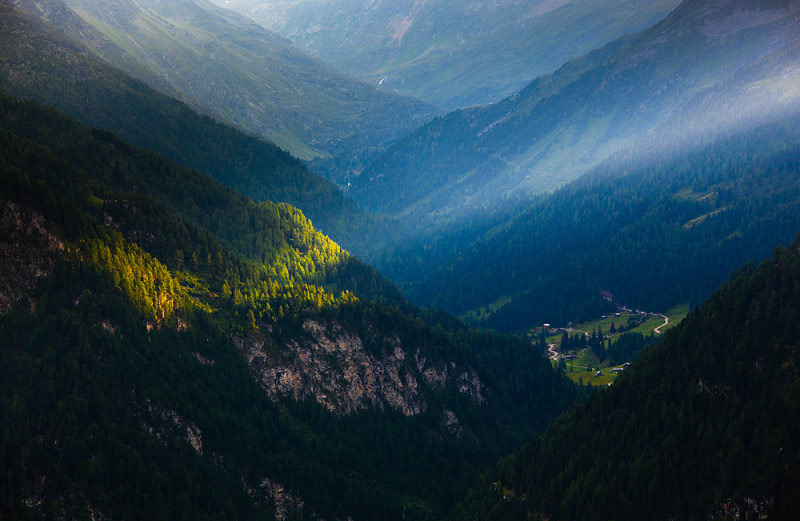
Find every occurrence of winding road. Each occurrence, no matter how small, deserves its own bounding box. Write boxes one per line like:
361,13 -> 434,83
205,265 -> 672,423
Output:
653,314 -> 669,334
545,307 -> 672,362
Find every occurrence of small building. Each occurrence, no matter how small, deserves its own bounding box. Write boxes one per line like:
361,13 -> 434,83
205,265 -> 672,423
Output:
594,371 -> 603,377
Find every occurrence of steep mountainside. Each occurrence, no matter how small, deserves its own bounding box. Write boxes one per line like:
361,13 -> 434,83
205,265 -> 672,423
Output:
12,0 -> 437,161
355,0 -> 800,227
452,239 -> 800,521
0,1 -> 391,253
376,114 -> 800,332
218,0 -> 679,110
0,93 -> 577,520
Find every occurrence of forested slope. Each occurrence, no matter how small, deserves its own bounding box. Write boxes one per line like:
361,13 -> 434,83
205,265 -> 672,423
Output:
355,0 -> 800,228
0,1 -> 388,253
0,93 -> 577,520
452,238 -> 800,521
14,0 -> 436,162
377,114 -> 800,331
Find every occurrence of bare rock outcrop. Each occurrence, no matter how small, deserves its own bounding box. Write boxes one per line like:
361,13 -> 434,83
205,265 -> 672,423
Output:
237,319 -> 484,416
140,400 -> 203,455
0,200 -> 64,313
246,477 -> 305,521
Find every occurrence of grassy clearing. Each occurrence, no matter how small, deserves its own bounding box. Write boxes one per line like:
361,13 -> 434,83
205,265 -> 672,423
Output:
554,347 -> 624,386
567,363 -> 627,387
569,371 -> 616,387
573,313 -> 631,336
683,207 -> 730,229
462,295 -> 512,322
630,304 -> 689,336
543,311 -> 649,346
559,347 -> 601,372
545,304 -> 690,387
563,303 -> 690,343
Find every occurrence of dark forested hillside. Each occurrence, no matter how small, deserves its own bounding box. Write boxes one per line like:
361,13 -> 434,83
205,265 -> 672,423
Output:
0,1 -> 392,254
4,0 -> 798,518
452,238 -> 800,521
376,114 -> 800,332
0,93 -> 577,520
354,0 -> 800,229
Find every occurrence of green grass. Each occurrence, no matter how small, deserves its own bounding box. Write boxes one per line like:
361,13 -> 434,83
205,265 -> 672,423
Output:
547,304 -> 690,387
629,304 -> 689,336
562,303 -> 690,343
66,0 -> 435,163
559,347 -> 630,387
567,363 -> 626,387
462,295 -> 512,322
573,313 -> 630,336
558,347 -> 600,371
683,207 -> 730,230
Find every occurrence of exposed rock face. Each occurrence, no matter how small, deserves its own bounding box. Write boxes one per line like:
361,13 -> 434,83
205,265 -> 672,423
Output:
193,352 -> 216,366
237,319 -> 484,415
141,400 -> 204,455
0,200 -> 64,313
441,408 -> 462,436
246,477 -> 304,521
710,496 -> 774,520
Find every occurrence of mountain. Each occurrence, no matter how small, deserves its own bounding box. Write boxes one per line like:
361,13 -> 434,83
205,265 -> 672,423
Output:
0,0 -> 393,253
11,0 -> 437,162
375,114 -> 800,332
217,0 -> 680,110
353,0 -> 800,228
0,93 -> 578,520
451,237 -> 800,521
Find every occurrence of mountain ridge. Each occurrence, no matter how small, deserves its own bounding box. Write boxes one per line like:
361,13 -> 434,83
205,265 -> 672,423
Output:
220,0 -> 680,110
0,91 -> 578,520
354,0 -> 800,229
14,0 -> 438,162
0,0 -> 393,254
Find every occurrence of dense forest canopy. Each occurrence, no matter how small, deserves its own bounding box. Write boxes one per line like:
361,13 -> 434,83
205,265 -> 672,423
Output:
0,92 -> 578,520
452,239 -> 800,520
2,0 -> 800,519
0,1 -> 393,254
375,114 -> 800,331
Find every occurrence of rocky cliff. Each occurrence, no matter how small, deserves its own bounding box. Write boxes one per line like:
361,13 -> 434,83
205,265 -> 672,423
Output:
238,318 -> 484,416
0,199 -> 64,313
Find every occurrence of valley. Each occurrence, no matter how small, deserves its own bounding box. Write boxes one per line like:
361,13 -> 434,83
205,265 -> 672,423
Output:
375,113 -> 800,334
453,243 -> 800,520
2,0 -> 800,519
0,93 -> 577,520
